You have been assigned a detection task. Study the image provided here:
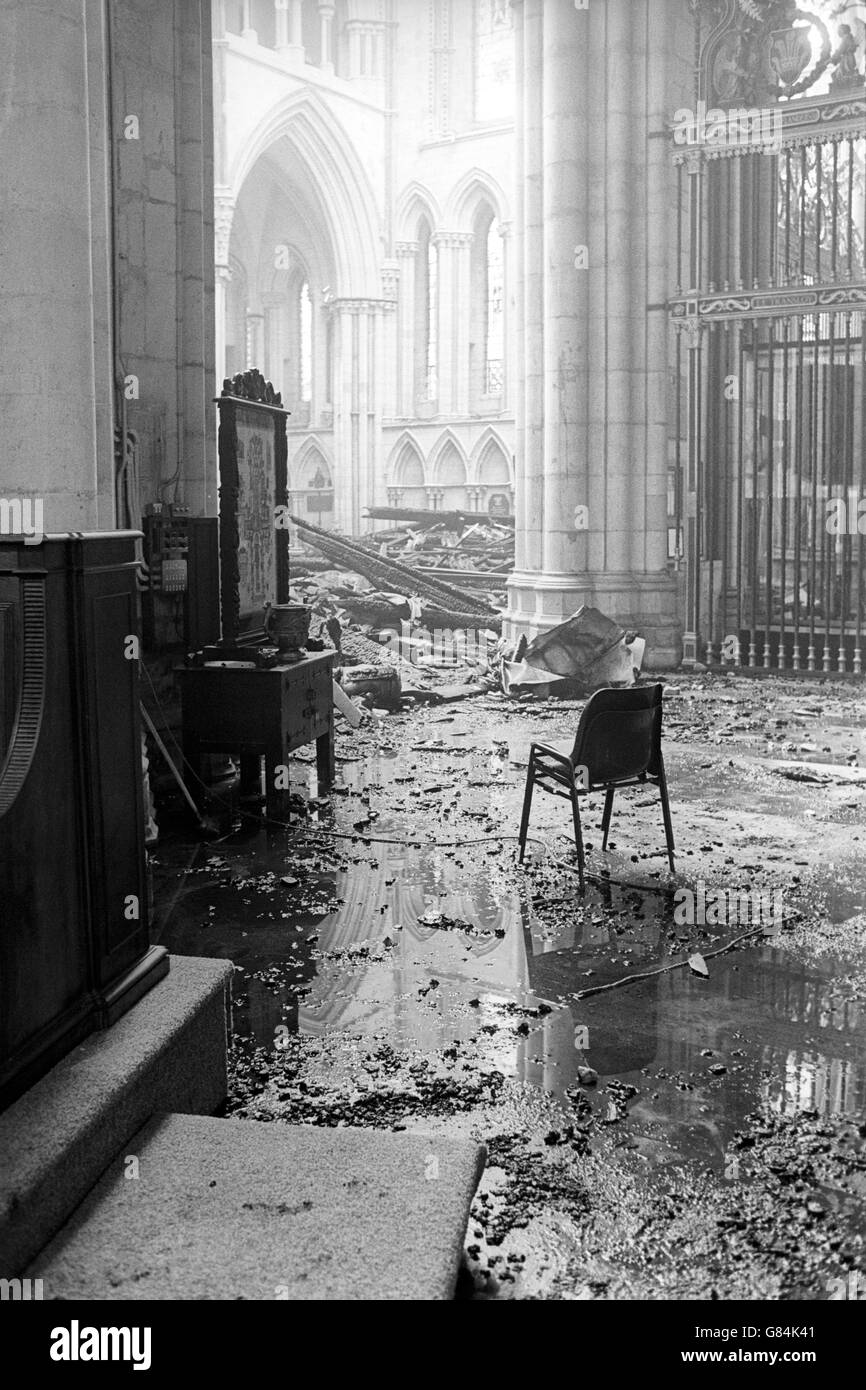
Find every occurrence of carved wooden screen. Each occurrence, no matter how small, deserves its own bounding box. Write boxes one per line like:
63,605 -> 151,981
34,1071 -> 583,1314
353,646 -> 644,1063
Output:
216,369 -> 290,647
671,0 -> 865,672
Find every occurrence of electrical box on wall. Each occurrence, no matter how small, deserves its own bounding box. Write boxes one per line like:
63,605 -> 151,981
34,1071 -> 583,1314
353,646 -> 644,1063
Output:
142,506 -> 220,651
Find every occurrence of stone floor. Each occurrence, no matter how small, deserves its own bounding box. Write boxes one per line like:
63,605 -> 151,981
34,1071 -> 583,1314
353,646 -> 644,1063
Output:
152,673 -> 866,1300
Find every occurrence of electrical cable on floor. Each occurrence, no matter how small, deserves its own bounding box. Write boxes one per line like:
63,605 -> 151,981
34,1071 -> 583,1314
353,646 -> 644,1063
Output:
141,664 -> 550,851
287,825 -> 550,851
572,926 -> 765,999
572,912 -> 804,1001
549,856 -> 677,896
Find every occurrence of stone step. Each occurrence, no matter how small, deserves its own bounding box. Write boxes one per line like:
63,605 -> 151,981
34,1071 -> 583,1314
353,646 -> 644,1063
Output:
0,956 -> 233,1275
29,1112 -> 486,1301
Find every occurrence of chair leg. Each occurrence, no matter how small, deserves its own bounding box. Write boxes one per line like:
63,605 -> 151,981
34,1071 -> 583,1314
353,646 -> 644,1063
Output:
518,765 -> 535,862
657,759 -> 676,873
601,785 -> 616,851
569,783 -> 586,893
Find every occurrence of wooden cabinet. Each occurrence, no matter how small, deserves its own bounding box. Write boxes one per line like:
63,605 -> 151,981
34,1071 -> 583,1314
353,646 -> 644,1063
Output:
177,654 -> 336,821
0,533 -> 167,1111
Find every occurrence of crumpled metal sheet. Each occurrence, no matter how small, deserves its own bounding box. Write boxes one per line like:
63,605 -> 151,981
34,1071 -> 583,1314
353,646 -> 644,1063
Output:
501,606 -> 645,695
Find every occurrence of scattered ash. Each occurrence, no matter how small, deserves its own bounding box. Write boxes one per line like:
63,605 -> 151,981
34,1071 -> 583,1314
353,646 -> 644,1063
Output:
228,1034 -> 507,1130
469,1133 -> 591,1258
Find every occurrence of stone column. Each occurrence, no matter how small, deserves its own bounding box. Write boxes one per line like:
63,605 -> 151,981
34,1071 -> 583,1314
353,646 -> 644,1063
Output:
512,1 -> 527,570
431,233 -> 470,416
452,233 -> 474,417
279,0 -> 303,60
506,0 -> 680,664
214,193 -> 235,388
643,4 -> 674,582
517,0 -> 544,583
370,22 -> 386,80
0,0 -> 115,530
591,0 -> 631,578
380,261 -> 400,421
499,219 -> 512,410
395,242 -> 417,417
319,2 -> 335,73
333,302 -> 356,532
356,304 -> 370,527
275,0 -> 290,49
346,21 -> 362,78
331,299 -> 386,532
261,292 -> 282,385
246,310 -> 265,370
215,268 -> 231,390
540,0 -> 587,582
372,301 -> 394,507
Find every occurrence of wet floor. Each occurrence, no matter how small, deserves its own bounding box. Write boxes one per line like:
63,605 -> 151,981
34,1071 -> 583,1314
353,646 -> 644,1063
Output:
152,676 -> 866,1299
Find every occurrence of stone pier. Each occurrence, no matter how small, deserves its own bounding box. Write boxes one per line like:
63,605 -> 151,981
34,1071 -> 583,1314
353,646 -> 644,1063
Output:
507,0 -> 680,667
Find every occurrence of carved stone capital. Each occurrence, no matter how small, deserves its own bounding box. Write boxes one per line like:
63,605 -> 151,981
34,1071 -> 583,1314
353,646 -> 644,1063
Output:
432,231 -> 475,249
214,191 -> 236,268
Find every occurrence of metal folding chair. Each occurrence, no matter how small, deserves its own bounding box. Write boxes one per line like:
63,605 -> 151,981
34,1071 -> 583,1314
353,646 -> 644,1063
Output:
518,683 -> 675,892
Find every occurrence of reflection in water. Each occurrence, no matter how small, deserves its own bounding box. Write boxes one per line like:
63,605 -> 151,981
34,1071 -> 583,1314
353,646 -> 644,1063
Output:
154,734 -> 866,1175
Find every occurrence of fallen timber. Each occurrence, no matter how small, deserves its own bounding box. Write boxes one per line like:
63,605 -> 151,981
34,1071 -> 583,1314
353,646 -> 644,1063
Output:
289,514 -> 502,630
364,506 -> 515,530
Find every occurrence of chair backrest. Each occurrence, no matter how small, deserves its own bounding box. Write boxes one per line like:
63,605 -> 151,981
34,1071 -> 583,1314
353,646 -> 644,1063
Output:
571,683 -> 664,787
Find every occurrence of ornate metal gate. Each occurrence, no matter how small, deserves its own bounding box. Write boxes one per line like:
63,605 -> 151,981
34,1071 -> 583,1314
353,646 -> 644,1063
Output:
670,0 -> 865,672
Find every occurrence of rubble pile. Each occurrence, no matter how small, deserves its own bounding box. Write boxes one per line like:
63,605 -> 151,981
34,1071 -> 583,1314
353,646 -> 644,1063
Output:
289,518 -> 650,702
363,507 -> 515,591
290,513 -> 501,626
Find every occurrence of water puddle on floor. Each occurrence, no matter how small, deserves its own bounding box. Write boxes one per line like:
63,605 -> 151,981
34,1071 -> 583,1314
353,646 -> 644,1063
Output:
153,798 -> 866,1182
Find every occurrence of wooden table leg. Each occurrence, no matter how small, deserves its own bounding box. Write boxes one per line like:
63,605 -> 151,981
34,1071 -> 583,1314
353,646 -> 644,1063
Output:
239,754 -> 262,801
316,723 -> 335,792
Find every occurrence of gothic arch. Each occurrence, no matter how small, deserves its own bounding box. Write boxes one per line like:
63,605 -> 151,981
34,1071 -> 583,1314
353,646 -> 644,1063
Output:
290,437 -> 334,492
386,434 -> 425,488
290,437 -> 335,527
446,168 -> 510,234
385,432 -> 427,506
395,182 -> 442,243
230,89 -> 381,297
470,429 -> 512,487
428,431 -> 469,488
